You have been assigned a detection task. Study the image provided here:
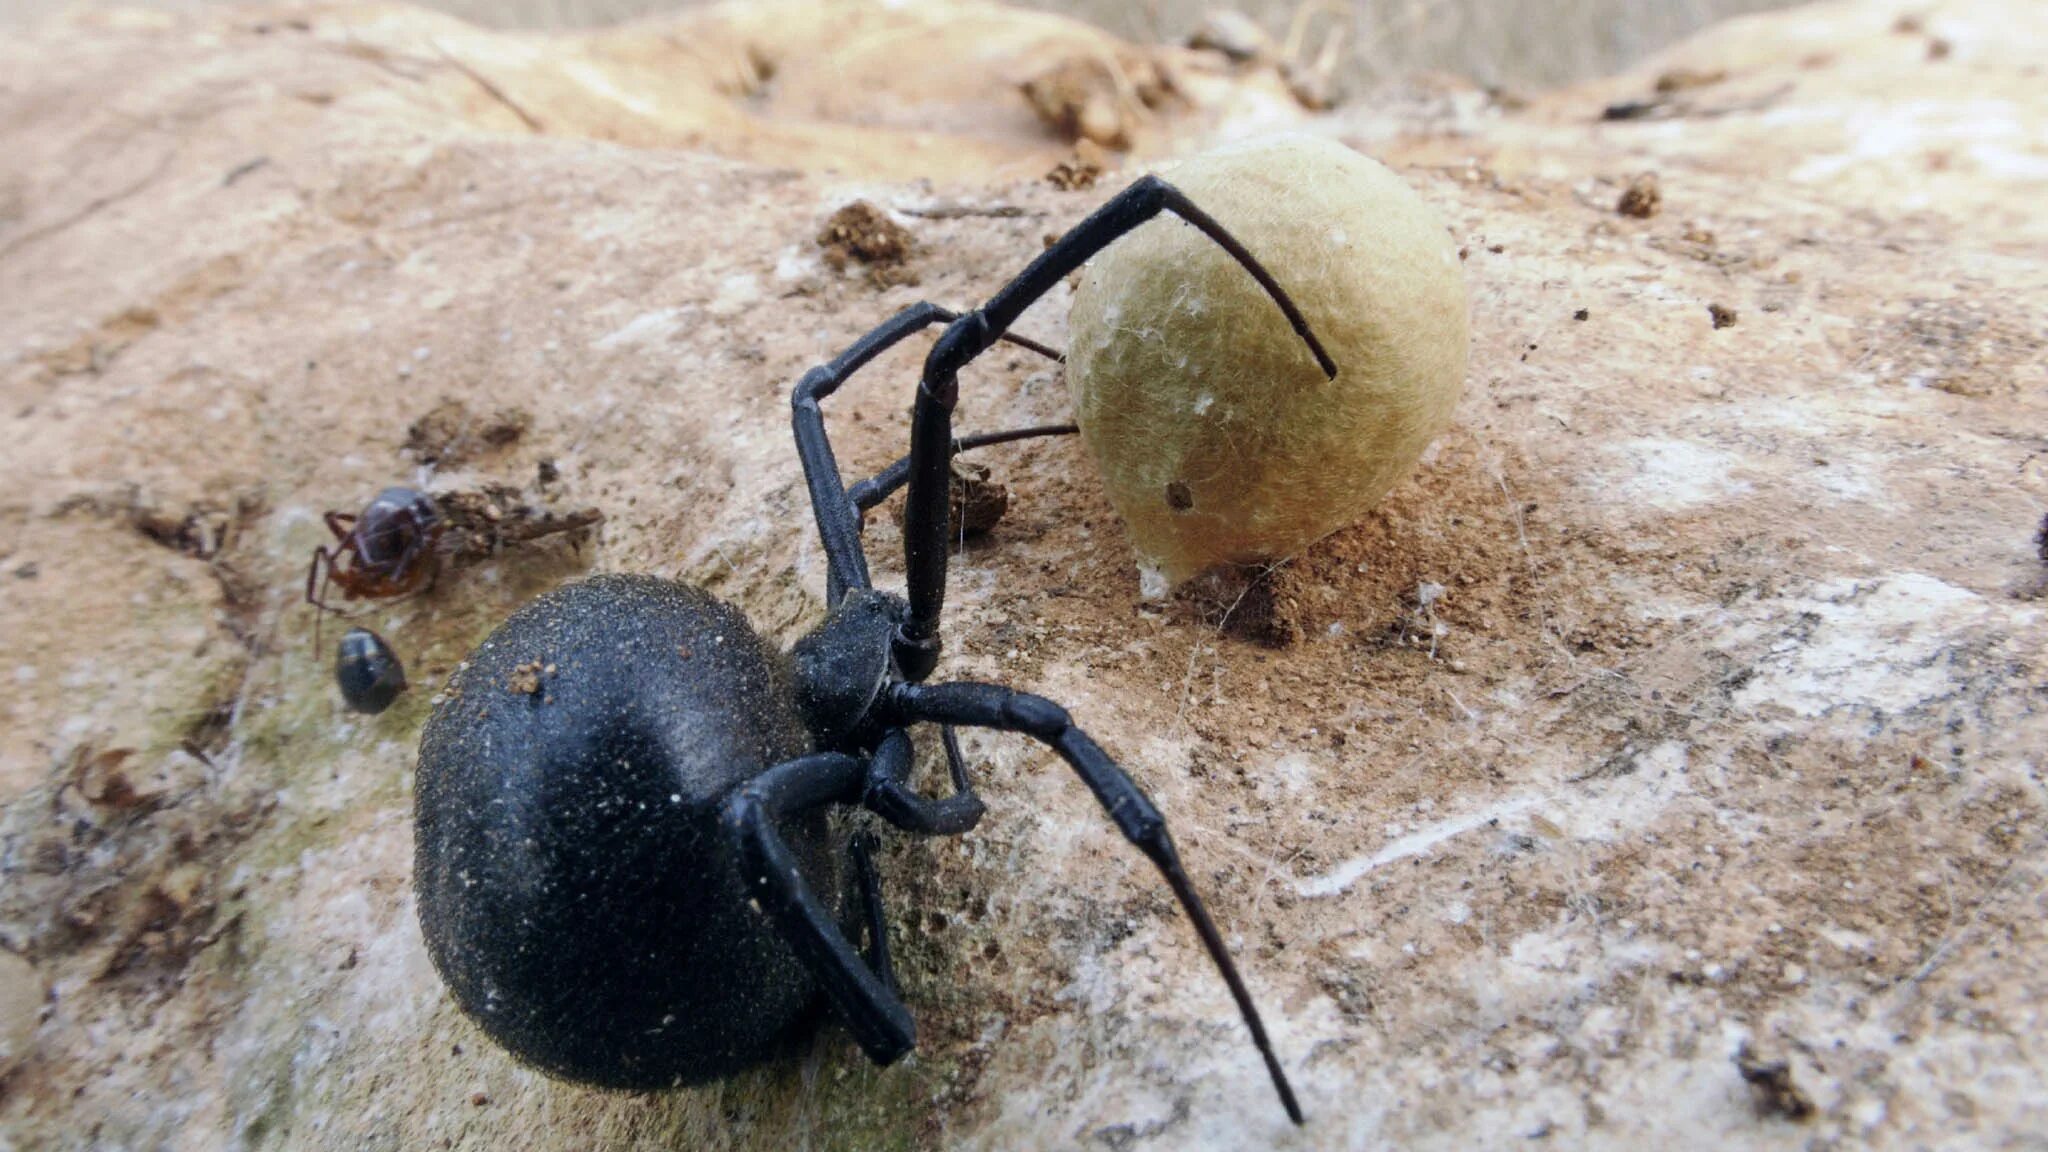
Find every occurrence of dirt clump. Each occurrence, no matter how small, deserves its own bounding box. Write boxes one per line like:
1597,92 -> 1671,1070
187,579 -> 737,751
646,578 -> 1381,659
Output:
55,487 -> 260,566
403,399 -> 532,468
505,660 -> 549,696
1710,303 -> 1739,329
1045,140 -> 1107,190
1616,171 -> 1663,217
817,201 -> 918,288
1736,1043 -> 1817,1121
127,502 -> 240,561
891,459 -> 1011,539
1018,51 -> 1174,150
434,483 -> 603,571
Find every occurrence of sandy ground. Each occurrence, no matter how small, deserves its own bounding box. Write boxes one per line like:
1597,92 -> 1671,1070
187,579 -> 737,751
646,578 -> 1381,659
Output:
0,0 -> 1806,90
0,0 -> 2044,1148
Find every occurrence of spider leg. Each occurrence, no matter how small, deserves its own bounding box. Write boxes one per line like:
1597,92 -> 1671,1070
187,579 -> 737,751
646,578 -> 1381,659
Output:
305,546 -> 330,609
323,510 -> 357,541
881,679 -> 1304,1125
722,751 -> 917,1065
846,423 -> 1078,515
306,545 -> 342,652
896,175 -> 1338,681
848,831 -> 897,994
793,305 -> 1065,607
859,727 -> 985,836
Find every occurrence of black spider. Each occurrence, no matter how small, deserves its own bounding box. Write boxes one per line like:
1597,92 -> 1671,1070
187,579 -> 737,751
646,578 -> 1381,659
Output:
413,176 -> 1335,1123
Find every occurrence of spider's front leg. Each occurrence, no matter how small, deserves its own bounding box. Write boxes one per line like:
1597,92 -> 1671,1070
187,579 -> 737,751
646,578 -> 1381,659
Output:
893,175 -> 1338,682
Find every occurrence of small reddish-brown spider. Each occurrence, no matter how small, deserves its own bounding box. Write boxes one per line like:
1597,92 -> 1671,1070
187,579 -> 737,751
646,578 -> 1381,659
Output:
305,486 -> 444,620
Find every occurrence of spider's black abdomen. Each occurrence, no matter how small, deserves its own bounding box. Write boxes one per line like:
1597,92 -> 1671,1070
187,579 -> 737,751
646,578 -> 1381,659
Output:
415,574 -> 832,1088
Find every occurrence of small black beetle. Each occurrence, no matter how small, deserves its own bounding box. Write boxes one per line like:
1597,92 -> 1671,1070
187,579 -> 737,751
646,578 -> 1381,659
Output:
415,175 -> 1337,1122
335,627 -> 407,714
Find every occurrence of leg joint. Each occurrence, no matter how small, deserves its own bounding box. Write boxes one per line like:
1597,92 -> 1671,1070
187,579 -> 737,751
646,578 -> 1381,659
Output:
891,627 -> 941,684
1002,693 -> 1070,738
923,311 -> 990,395
792,366 -> 834,408
719,789 -> 768,869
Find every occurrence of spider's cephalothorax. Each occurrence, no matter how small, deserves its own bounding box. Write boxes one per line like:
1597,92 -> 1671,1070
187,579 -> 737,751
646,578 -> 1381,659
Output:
415,176 -> 1335,1122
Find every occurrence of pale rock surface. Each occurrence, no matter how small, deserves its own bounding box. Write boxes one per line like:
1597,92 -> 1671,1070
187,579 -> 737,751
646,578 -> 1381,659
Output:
0,1 -> 2043,1149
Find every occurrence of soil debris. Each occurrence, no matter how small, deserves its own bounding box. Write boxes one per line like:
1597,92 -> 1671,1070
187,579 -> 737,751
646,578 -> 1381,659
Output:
894,459 -> 1010,538
1601,99 -> 1662,121
1710,303 -> 1739,329
1178,562 -> 1308,648
505,660 -> 548,696
129,503 -> 235,560
1655,67 -> 1728,93
1046,140 -> 1107,190
78,488 -> 264,563
4,740 -> 267,1002
434,483 -> 604,571
1018,51 -> 1173,151
403,398 -> 532,468
1735,1043 -> 1817,1122
897,201 -> 1031,220
1616,172 -> 1663,218
817,201 -> 918,288
66,746 -> 167,815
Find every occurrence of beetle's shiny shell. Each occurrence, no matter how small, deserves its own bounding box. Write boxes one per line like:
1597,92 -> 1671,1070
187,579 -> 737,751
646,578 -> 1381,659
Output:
415,574 -> 834,1088
336,628 -> 407,714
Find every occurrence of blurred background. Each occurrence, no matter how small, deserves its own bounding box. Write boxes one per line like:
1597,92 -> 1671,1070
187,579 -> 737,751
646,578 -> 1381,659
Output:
1,0 -> 1803,89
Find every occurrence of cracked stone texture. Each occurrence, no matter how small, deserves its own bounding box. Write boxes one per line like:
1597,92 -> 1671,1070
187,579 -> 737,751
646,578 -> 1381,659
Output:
1,0 -> 2044,1148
